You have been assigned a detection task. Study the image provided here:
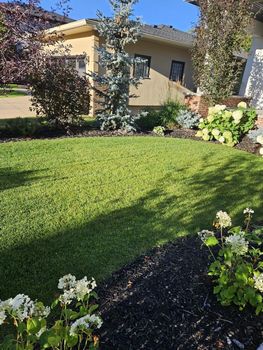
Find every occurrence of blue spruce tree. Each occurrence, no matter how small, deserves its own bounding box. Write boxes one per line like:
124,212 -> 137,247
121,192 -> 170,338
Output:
92,0 -> 144,131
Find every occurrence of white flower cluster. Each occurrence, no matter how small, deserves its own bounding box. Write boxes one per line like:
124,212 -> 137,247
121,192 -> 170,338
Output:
225,234 -> 249,255
198,230 -> 215,243
58,274 -> 97,304
0,294 -> 50,323
216,211 -> 232,228
243,208 -> 254,215
254,274 -> 263,293
70,314 -> 103,336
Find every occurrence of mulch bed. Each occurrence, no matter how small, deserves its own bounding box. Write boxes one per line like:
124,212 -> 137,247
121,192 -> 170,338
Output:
97,237 -> 263,350
0,127 -> 260,156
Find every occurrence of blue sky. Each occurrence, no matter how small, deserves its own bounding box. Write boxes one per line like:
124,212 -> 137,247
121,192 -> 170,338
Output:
40,0 -> 199,32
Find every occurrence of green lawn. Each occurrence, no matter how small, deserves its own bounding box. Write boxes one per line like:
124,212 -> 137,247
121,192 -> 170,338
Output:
0,90 -> 28,98
0,137 -> 262,302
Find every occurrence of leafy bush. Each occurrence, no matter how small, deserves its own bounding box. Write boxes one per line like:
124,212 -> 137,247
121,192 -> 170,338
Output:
196,102 -> 257,146
0,275 -> 102,349
153,126 -> 165,136
1,118 -> 43,137
136,109 -> 162,131
30,58 -> 90,132
199,209 -> 263,314
176,110 -> 201,129
158,100 -> 187,128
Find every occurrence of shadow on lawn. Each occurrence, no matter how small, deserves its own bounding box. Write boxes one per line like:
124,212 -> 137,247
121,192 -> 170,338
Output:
0,150 -> 262,303
0,167 -> 49,190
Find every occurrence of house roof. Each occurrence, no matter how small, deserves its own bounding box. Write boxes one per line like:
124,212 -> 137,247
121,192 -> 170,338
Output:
0,2 -> 74,27
46,18 -> 194,48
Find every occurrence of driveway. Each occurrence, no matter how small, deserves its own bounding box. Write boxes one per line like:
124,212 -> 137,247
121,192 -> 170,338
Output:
0,96 -> 36,119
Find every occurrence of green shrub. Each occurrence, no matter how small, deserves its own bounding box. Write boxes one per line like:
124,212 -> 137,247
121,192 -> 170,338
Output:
0,274 -> 102,349
159,99 -> 187,129
196,102 -> 257,146
1,118 -> 43,137
199,209 -> 263,314
136,109 -> 162,131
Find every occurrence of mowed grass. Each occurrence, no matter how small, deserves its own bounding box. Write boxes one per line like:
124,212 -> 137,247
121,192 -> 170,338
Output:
0,137 -> 262,302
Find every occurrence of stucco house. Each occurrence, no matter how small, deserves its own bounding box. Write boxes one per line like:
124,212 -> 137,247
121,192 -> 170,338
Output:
47,19 -> 195,114
239,2 -> 263,111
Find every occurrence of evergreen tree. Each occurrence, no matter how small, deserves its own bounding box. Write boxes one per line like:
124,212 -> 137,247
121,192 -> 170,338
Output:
92,0 -> 144,131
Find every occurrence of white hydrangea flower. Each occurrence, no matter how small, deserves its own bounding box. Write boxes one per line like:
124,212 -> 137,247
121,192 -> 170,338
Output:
257,135 -> 263,145
232,110 -> 243,124
219,136 -> 225,143
243,208 -> 254,215
260,147 -> 263,156
254,274 -> 263,293
212,129 -> 220,137
59,289 -> 76,305
10,294 -> 35,322
58,274 -> 77,290
0,311 -> 6,325
198,230 -> 215,243
225,234 -> 249,255
237,101 -> 247,109
216,211 -> 232,228
75,277 -> 96,301
69,314 -> 103,336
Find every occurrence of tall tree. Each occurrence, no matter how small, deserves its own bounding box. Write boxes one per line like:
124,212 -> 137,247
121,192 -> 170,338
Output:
91,0 -> 143,131
0,0 -> 69,86
192,0 -> 252,104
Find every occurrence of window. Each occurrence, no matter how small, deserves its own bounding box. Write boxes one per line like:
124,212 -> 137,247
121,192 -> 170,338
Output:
52,55 -> 87,77
134,54 -> 151,79
170,60 -> 185,83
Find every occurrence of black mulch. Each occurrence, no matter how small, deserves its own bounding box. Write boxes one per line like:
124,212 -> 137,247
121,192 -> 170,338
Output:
97,237 -> 263,350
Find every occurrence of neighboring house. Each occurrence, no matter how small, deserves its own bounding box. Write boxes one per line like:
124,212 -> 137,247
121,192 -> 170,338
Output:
47,19 -> 195,114
188,0 -> 263,111
239,2 -> 263,110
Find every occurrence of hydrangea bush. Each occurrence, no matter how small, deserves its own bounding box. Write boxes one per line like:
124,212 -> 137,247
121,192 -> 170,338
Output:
0,275 -> 102,349
196,102 -> 257,146
153,126 -> 165,136
199,209 -> 263,314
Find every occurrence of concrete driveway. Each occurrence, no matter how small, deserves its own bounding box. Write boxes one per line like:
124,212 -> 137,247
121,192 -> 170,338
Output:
0,96 -> 36,119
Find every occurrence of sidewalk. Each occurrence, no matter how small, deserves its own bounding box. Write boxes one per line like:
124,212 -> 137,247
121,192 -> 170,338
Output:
0,96 -> 36,119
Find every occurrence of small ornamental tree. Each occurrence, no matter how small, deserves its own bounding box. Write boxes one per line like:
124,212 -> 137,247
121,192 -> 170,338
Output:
91,0 -> 143,131
30,58 -> 90,132
192,0 -> 252,104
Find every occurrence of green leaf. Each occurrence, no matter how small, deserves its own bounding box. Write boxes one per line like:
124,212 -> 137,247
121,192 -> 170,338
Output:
205,236 -> 219,247
66,334 -> 79,347
27,318 -> 41,335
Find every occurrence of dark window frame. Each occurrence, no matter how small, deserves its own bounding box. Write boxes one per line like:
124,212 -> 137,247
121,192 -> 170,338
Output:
169,60 -> 185,83
134,54 -> 151,79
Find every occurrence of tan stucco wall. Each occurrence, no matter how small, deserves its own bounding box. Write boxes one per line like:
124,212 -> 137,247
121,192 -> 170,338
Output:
127,38 -> 194,107
60,31 -> 194,114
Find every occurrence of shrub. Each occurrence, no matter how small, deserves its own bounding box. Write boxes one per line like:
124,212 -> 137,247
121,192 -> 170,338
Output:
196,102 -> 257,146
158,100 -> 187,128
0,275 -> 102,349
136,109 -> 162,131
153,126 -> 165,136
176,110 -> 201,129
30,58 -> 90,132
1,118 -> 43,137
199,209 -> 263,314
